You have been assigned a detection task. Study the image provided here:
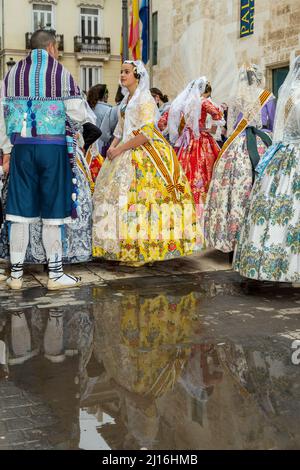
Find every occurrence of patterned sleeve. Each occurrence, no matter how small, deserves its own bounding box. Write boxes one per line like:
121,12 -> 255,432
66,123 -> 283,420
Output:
203,99 -> 223,120
158,111 -> 169,132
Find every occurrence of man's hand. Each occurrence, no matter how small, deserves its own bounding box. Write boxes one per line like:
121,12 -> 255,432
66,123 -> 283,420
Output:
2,154 -> 11,175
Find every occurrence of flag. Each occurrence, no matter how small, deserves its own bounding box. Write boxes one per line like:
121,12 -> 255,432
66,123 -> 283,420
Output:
129,0 -> 141,60
139,0 -> 149,64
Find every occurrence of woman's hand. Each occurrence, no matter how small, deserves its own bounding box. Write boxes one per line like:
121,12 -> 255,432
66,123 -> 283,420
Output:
106,145 -> 115,159
107,146 -> 123,161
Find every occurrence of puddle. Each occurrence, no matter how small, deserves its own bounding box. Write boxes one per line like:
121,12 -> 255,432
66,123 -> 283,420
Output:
0,273 -> 300,449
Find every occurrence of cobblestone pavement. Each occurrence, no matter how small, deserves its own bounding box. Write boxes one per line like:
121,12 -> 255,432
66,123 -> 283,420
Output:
0,251 -> 300,450
0,250 -> 230,311
0,249 -> 230,291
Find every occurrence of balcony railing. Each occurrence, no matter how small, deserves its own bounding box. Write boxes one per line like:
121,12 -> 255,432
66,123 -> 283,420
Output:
74,36 -> 111,55
25,33 -> 64,52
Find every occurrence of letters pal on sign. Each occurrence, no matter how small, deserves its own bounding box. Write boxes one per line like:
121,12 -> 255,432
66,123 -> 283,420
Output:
240,0 -> 255,37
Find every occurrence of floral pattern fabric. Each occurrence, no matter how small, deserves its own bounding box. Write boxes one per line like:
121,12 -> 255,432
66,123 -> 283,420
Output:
204,133 -> 269,253
234,143 -> 300,282
92,98 -> 203,263
176,99 -> 222,206
4,99 -> 67,137
158,111 -> 169,133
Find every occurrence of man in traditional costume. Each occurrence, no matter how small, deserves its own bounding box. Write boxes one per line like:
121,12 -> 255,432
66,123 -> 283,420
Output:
0,30 -> 91,290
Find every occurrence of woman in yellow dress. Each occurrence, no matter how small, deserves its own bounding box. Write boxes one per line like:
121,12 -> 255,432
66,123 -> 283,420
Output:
92,61 -> 203,265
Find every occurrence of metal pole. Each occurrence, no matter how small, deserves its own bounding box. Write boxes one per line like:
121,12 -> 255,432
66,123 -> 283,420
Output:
149,0 -> 153,87
122,0 -> 129,61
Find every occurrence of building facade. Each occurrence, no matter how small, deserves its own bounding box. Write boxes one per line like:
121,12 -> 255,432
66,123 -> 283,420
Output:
0,0 -> 122,100
150,0 -> 300,102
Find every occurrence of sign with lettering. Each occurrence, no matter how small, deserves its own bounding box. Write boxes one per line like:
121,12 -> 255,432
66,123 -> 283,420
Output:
240,0 -> 255,37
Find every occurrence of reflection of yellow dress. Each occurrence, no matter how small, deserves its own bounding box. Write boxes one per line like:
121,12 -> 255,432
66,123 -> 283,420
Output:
93,292 -> 199,398
121,293 -> 198,397
92,98 -> 203,263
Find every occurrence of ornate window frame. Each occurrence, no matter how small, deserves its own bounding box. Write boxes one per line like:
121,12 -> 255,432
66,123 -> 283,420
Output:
77,1 -> 104,9
28,0 -> 58,4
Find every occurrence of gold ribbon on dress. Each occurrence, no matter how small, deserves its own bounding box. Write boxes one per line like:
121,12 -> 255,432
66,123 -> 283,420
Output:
166,182 -> 185,195
133,127 -> 185,203
76,156 -> 95,193
216,89 -> 272,163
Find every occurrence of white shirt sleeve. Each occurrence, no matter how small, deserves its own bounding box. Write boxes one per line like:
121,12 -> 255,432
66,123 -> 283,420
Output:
65,98 -> 93,124
0,99 -> 12,154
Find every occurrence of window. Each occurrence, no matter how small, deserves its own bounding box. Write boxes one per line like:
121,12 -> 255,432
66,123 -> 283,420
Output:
152,12 -> 158,66
272,66 -> 289,98
80,7 -> 100,40
81,66 -> 101,93
33,3 -> 54,31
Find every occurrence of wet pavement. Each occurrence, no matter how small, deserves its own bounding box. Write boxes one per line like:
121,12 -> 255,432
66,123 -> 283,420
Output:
0,254 -> 300,450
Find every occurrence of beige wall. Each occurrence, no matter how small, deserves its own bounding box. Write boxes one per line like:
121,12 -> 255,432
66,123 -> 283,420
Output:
0,0 -> 122,101
151,0 -> 300,102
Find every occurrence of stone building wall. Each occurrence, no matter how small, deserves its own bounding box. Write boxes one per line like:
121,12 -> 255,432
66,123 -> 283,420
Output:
151,0 -> 300,102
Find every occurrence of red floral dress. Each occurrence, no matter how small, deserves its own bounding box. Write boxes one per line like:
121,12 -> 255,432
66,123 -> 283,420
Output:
176,99 -> 222,206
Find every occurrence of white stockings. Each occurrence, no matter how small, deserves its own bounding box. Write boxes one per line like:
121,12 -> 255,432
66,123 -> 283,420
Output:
9,223 -> 30,279
9,223 -> 80,288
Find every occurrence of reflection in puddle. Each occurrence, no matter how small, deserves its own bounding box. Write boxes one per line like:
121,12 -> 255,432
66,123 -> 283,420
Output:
79,409 -> 114,450
91,291 -> 199,450
0,280 -> 300,449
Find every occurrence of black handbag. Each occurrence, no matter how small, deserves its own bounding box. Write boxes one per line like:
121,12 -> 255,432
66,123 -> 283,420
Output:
83,122 -> 102,152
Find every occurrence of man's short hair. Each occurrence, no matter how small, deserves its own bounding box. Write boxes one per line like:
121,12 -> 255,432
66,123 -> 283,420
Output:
30,29 -> 57,50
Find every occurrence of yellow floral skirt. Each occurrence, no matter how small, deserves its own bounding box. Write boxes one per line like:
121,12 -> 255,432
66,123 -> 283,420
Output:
92,134 -> 203,263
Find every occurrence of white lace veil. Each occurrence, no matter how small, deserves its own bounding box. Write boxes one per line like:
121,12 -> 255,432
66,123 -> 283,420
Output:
168,79 -> 198,145
273,55 -> 300,143
183,76 -> 208,139
121,60 -> 150,102
120,60 -> 159,139
227,63 -> 265,134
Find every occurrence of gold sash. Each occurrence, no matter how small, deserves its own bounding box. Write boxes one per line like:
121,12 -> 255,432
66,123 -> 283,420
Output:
76,156 -> 95,193
216,89 -> 272,162
133,128 -> 185,203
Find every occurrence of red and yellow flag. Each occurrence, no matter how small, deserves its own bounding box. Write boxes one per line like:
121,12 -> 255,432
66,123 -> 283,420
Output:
129,0 -> 141,60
